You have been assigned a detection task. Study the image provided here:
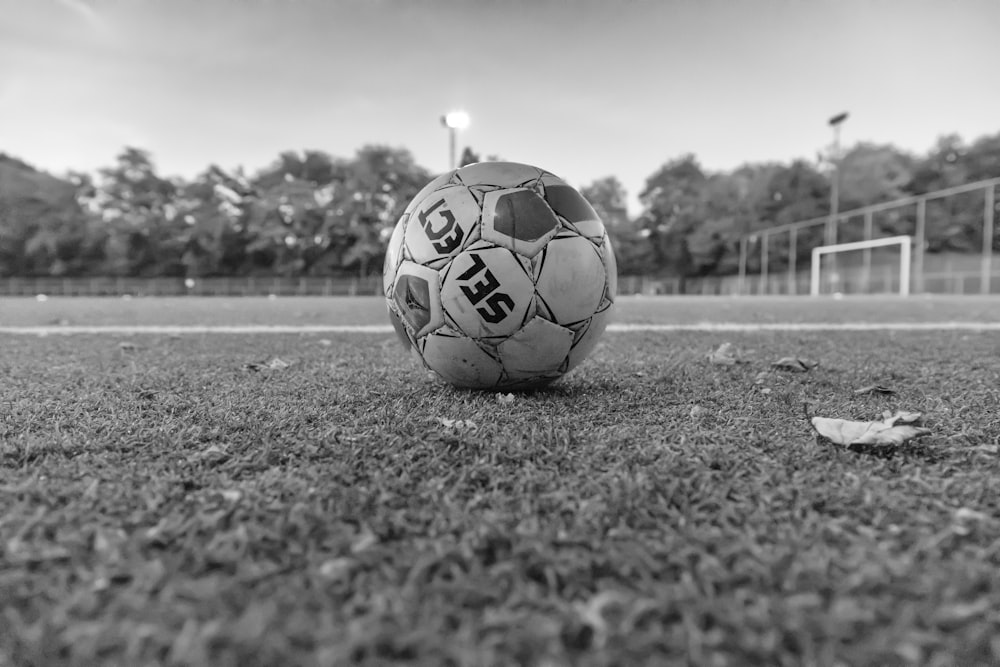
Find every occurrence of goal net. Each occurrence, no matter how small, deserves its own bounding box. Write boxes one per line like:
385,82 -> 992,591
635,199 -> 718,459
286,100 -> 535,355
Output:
810,235 -> 912,296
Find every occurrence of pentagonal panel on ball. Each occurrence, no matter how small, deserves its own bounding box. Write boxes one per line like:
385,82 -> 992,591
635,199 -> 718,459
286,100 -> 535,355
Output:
440,247 -> 534,339
383,218 -> 407,297
391,261 -> 444,338
481,188 -> 561,259
420,333 -> 503,389
540,176 -> 607,239
535,235 -> 607,325
404,185 -> 481,265
497,316 -> 575,382
455,161 -> 543,188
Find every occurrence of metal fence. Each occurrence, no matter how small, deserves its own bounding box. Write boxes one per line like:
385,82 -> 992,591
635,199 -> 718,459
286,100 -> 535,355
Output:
0,275 -> 383,297
737,177 -> 1000,295
621,259 -> 999,297
3,261 -> 994,299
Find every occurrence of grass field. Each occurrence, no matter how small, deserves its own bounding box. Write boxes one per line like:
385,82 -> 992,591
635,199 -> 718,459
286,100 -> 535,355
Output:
2,295 -> 999,666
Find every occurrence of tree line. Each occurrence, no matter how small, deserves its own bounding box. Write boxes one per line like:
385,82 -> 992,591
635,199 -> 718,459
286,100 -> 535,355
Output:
1,131 -> 997,280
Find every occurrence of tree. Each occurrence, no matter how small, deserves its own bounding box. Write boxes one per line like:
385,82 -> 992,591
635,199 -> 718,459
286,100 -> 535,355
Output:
964,131 -> 1000,183
580,176 -> 629,230
245,163 -> 334,276
0,154 -> 89,277
458,146 -> 481,167
637,154 -> 706,279
244,145 -> 431,277
838,143 -> 914,210
83,147 -> 183,276
906,134 -> 970,195
684,172 -> 746,276
580,176 -> 653,275
172,165 -> 255,277
760,160 -> 830,227
337,145 -> 432,277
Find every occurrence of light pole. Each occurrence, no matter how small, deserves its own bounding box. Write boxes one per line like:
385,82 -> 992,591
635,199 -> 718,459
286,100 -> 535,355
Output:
827,111 -> 849,246
441,110 -> 470,170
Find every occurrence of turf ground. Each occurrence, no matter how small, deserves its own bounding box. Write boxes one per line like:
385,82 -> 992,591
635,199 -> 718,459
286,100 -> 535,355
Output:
1,295 -> 999,666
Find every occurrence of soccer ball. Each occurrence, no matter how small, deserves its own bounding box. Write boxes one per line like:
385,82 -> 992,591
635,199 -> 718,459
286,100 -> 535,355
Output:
383,161 -> 617,390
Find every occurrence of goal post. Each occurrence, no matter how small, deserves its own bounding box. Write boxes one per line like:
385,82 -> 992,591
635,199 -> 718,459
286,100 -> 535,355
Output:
810,235 -> 912,296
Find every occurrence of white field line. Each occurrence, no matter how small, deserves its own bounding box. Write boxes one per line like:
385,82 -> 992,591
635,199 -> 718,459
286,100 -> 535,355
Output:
1,322 -> 999,335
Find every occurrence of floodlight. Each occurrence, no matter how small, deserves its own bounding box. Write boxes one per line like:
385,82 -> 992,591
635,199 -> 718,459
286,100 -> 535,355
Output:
828,112 -> 849,127
442,110 -> 470,130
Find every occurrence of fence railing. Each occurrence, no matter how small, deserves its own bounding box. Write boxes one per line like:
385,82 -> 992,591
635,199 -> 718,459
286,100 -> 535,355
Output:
737,176 -> 1000,295
2,261 -> 996,298
0,276 -> 383,297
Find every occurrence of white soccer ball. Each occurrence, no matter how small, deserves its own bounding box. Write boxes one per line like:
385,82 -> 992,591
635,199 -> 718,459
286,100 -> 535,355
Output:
384,161 -> 617,390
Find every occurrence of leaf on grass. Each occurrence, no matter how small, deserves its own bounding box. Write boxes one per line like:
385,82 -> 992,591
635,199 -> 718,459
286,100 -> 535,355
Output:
350,530 -> 378,554
689,405 -> 708,419
853,384 -> 896,395
92,527 -> 128,560
953,507 -> 989,523
772,356 -> 819,372
241,357 -> 292,372
434,417 -> 477,430
932,598 -> 992,628
811,410 -> 931,448
118,341 -> 138,351
216,489 -> 243,503
497,393 -> 516,405
574,590 -> 631,648
707,342 -> 747,365
952,507 -> 991,535
5,538 -> 71,564
189,444 -> 230,465
318,557 -> 355,581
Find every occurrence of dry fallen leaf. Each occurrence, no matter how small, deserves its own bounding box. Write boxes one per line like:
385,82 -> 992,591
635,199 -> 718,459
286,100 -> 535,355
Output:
189,444 -> 230,465
811,410 -> 931,450
707,342 -> 747,365
242,357 -> 292,372
497,393 -> 516,405
318,557 -> 356,581
952,507 -> 990,535
350,530 -> 378,554
772,357 -> 819,372
434,417 -> 477,430
574,590 -> 631,649
853,384 -> 896,395
216,489 -> 243,503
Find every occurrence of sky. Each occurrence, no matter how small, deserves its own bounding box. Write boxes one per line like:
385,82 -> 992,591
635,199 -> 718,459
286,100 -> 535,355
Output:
2,0 -> 998,213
